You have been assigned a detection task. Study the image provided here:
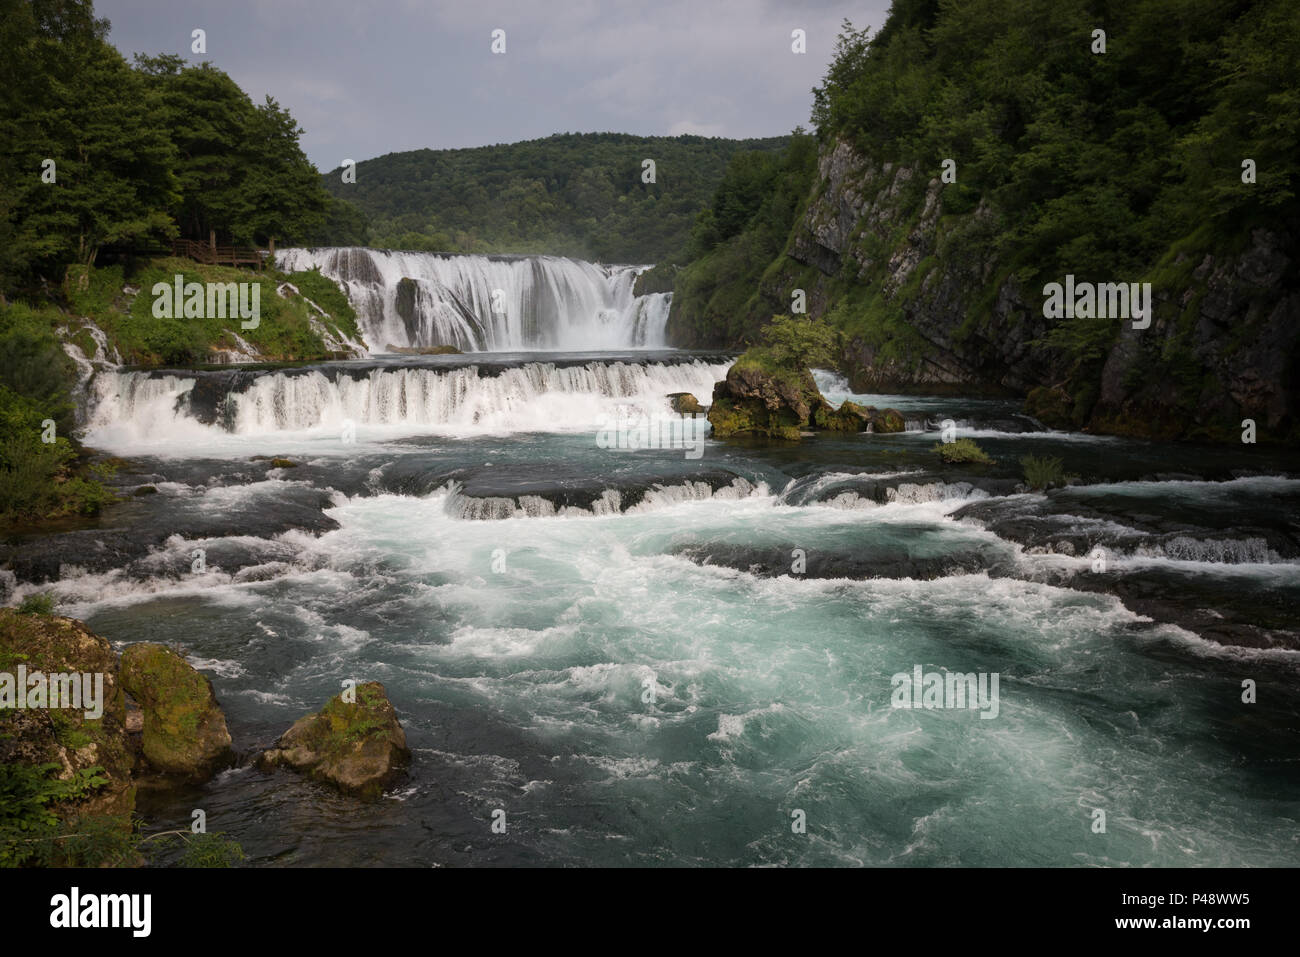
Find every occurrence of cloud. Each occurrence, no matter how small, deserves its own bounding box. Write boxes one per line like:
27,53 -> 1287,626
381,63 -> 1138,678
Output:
96,0 -> 889,167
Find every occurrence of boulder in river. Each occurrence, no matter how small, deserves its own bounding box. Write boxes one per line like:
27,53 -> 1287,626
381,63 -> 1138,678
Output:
708,352 -> 825,439
120,642 -> 233,779
814,399 -> 872,431
667,392 -> 704,414
257,681 -> 410,802
869,407 -> 907,433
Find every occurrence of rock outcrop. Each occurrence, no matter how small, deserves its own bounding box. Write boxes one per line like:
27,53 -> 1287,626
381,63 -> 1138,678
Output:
257,681 -> 410,802
708,352 -> 906,439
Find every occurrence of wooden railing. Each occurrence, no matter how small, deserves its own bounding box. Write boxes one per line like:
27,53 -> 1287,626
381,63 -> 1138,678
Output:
171,238 -> 270,268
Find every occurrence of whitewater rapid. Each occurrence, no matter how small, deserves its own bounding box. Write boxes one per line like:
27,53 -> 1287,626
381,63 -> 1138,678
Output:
276,247 -> 670,353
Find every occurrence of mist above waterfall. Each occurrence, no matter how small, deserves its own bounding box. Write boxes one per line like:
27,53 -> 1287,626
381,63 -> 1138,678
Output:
276,247 -> 671,353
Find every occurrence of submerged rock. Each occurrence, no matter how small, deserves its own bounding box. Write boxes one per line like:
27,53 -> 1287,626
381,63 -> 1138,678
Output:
120,642 -> 232,779
257,681 -> 410,802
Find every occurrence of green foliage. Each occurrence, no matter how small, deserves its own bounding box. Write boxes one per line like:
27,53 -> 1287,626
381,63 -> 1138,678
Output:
0,4 -> 353,298
0,301 -> 114,527
85,259 -> 356,365
17,592 -> 55,615
132,55 -> 330,247
288,268 -> 360,339
937,438 -> 994,464
1020,453 -> 1067,490
178,831 -> 244,868
758,315 -> 838,369
333,132 -> 788,263
0,762 -> 117,867
668,130 -> 819,345
0,1 -> 177,285
803,3 -> 1299,353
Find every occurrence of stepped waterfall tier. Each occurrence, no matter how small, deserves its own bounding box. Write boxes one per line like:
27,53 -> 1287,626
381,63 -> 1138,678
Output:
276,247 -> 671,352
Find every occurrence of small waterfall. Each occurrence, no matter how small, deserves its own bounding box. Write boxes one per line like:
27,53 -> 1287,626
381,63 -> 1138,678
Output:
276,247 -> 671,353
86,359 -> 730,440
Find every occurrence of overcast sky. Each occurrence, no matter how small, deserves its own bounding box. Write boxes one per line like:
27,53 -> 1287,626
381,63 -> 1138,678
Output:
96,0 -> 890,170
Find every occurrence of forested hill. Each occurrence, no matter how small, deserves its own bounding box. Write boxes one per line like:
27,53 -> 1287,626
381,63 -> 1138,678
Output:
668,0 -> 1300,443
321,133 -> 787,262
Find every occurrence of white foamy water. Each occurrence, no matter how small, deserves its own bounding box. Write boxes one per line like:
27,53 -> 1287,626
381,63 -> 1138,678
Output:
83,359 -> 732,452
276,247 -> 670,352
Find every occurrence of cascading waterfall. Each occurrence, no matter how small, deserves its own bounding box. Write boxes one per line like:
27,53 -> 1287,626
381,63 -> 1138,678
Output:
276,246 -> 671,353
86,359 -> 731,440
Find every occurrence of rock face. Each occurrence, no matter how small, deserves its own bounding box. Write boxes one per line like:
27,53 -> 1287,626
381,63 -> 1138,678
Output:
120,643 -> 233,779
676,132 -> 1300,442
0,610 -> 134,819
257,682 -> 410,802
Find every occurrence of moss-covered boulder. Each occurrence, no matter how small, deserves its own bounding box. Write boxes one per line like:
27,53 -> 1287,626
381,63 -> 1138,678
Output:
869,407 -> 907,433
814,399 -> 872,432
119,643 -> 232,779
0,610 -> 134,820
708,350 -> 826,440
256,681 -> 410,802
667,392 -> 704,414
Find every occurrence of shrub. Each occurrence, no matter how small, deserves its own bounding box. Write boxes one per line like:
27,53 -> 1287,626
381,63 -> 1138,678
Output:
1021,454 -> 1067,489
17,592 -> 55,616
758,315 -> 838,369
937,438 -> 994,464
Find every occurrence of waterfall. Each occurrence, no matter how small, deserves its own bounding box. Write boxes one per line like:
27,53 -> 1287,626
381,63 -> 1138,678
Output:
85,358 -> 730,442
275,247 -> 671,353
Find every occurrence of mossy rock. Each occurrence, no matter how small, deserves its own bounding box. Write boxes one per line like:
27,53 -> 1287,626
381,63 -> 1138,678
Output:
0,610 -> 134,820
814,399 -> 871,432
132,485 -> 158,496
1024,386 -> 1073,429
119,643 -> 232,779
870,408 -> 907,433
256,681 -> 410,802
707,396 -> 802,440
936,438 -> 995,465
707,348 -> 823,440
268,457 -> 298,468
667,392 -> 704,414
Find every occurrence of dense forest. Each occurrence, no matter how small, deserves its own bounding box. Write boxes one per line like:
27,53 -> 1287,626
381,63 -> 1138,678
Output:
670,0 -> 1299,441
0,0 -> 366,528
0,0 -> 367,297
322,133 -> 787,262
